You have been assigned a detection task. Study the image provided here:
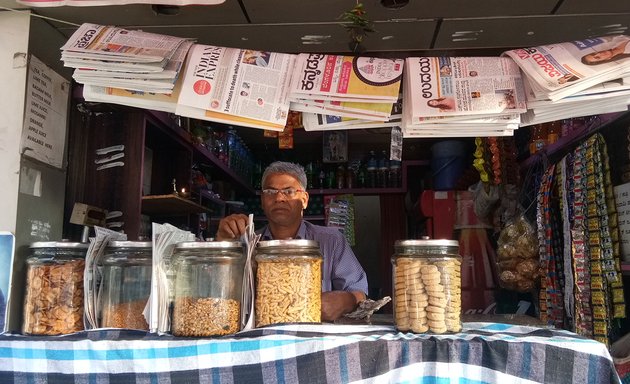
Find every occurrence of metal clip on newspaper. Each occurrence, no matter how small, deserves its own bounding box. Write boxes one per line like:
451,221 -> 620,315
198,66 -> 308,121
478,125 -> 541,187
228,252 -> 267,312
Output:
241,214 -> 260,330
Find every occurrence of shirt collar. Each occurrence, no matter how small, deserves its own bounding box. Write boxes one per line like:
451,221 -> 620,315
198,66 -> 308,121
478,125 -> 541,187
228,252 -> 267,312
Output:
261,220 -> 306,240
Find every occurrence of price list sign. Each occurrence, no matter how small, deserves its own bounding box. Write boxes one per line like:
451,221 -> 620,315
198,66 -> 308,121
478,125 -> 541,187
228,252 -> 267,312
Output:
20,56 -> 70,169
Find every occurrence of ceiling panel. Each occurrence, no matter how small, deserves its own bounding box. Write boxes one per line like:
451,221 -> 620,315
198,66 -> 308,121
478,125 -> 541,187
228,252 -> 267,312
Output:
96,20 -> 435,54
28,0 -> 246,28
556,0 -> 630,14
241,0 -> 559,23
435,14 -> 630,50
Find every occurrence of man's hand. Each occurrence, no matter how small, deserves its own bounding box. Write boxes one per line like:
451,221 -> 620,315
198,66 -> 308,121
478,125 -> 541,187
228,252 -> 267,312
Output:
321,290 -> 366,322
215,214 -> 249,240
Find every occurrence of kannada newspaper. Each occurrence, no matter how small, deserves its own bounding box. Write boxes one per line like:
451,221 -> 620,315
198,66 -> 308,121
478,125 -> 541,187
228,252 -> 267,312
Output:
404,56 -> 527,120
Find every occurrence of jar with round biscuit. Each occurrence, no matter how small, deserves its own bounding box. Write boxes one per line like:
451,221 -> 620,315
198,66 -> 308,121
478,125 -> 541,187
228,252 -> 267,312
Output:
171,241 -> 244,337
391,238 -> 462,334
98,241 -> 152,330
255,239 -> 322,327
22,241 -> 89,335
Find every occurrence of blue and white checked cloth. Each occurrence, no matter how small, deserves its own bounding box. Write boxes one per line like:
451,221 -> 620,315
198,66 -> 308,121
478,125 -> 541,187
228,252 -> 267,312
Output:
0,322 -> 621,383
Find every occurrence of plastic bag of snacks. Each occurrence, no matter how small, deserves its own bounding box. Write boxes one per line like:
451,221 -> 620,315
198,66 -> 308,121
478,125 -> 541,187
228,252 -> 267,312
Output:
496,214 -> 541,292
612,332 -> 630,383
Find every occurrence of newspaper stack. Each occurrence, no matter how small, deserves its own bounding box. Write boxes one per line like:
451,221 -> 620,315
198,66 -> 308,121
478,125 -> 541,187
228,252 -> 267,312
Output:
83,226 -> 127,329
61,23 -> 193,96
175,44 -> 296,131
302,97 -> 402,131
147,223 -> 195,334
402,56 -> 527,137
289,54 -> 404,128
503,35 -> 630,126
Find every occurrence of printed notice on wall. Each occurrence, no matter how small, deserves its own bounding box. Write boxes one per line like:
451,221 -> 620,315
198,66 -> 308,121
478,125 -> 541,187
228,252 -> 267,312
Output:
20,55 -> 70,169
613,182 -> 630,262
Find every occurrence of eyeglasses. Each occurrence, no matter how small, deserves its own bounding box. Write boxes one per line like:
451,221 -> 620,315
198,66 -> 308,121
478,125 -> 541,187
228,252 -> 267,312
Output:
261,188 -> 305,197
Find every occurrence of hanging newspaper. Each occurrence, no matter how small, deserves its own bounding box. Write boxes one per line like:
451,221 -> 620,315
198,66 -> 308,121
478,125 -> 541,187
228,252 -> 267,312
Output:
289,54 -> 404,103
403,56 -> 527,122
176,44 -> 296,131
502,35 -> 630,101
61,23 -> 189,64
302,98 -> 402,131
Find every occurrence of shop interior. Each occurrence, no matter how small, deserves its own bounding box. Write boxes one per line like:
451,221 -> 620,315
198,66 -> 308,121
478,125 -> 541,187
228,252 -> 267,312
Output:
1,1 -> 630,382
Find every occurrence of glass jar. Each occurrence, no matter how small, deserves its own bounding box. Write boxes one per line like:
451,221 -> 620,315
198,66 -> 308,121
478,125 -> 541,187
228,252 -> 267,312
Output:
255,240 -> 322,326
22,241 -> 88,335
391,239 -> 462,334
171,241 -> 244,337
99,241 -> 152,330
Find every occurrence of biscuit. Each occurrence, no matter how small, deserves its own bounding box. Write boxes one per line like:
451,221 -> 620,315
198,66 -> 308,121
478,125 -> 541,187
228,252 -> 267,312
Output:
421,276 -> 441,286
424,284 -> 444,292
408,291 -> 429,302
408,300 -> 428,310
421,265 -> 439,274
429,325 -> 448,334
410,323 -> 429,333
426,305 -> 445,313
408,310 -> 427,319
428,290 -> 446,300
427,312 -> 445,321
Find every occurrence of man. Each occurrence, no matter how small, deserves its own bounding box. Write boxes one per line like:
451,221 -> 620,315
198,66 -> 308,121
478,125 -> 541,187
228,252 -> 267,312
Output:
216,161 -> 368,321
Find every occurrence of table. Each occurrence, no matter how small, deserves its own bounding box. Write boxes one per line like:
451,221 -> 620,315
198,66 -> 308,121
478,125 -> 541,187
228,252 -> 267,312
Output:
0,322 -> 621,384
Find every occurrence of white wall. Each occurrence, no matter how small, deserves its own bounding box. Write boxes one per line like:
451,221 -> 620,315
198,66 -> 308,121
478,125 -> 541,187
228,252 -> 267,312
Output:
0,10 -> 29,233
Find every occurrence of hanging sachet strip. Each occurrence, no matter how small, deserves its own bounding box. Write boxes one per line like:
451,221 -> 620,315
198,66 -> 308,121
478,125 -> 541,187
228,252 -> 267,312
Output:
584,134 -> 610,345
571,141 -> 593,338
594,134 -> 626,322
560,156 -> 575,329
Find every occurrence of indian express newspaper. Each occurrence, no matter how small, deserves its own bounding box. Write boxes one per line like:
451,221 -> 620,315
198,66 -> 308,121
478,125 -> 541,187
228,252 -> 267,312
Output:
61,23 -> 188,63
403,56 -> 527,124
176,45 -> 296,131
502,35 -> 630,101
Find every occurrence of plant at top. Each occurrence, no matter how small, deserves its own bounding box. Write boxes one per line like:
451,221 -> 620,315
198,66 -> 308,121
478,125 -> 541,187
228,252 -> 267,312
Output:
339,2 -> 375,53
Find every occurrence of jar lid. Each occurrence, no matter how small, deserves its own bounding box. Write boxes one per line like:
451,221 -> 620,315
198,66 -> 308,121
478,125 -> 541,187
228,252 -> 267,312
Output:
257,239 -> 319,249
107,241 -> 152,248
174,240 -> 243,250
30,241 -> 89,249
394,239 -> 459,247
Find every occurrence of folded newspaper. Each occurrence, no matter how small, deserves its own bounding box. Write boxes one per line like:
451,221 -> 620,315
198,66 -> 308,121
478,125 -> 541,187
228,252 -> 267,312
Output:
502,35 -> 630,102
402,56 -> 526,137
175,44 -> 296,131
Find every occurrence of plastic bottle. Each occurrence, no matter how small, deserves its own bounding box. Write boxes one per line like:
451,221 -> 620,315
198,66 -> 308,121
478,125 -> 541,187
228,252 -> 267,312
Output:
529,124 -> 547,154
378,150 -> 389,188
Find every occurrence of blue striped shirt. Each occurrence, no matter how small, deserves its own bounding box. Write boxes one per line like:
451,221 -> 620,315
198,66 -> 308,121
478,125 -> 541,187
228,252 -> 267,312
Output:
260,221 -> 369,295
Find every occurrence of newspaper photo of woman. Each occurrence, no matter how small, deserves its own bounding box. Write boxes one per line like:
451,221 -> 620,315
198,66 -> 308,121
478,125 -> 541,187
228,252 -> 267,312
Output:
557,73 -> 579,84
427,96 -> 456,111
581,35 -> 630,65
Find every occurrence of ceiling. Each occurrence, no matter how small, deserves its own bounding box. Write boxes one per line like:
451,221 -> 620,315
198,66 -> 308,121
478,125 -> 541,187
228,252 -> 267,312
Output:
2,0 -> 630,158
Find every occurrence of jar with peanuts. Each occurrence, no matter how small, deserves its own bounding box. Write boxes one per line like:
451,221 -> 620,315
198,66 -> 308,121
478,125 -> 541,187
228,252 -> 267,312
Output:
22,241 -> 89,335
391,238 -> 462,334
98,241 -> 152,330
171,241 -> 244,337
255,239 -> 322,327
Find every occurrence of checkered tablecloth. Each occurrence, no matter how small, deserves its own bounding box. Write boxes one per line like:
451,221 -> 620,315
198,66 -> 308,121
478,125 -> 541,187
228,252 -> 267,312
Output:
0,322 -> 621,383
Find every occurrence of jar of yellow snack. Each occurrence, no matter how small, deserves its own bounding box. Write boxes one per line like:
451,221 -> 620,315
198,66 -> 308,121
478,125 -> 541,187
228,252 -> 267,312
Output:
22,241 -> 89,335
171,241 -> 244,337
391,238 -> 462,334
255,239 -> 322,326
99,241 -> 152,330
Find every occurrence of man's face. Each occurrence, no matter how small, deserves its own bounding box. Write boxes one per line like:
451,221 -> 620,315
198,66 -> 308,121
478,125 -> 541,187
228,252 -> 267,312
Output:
261,173 -> 309,227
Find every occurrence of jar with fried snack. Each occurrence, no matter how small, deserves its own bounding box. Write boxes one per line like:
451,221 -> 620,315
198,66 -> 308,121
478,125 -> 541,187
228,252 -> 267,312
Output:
255,239 -> 322,326
22,241 -> 89,335
99,241 -> 152,330
391,238 -> 462,334
171,241 -> 244,337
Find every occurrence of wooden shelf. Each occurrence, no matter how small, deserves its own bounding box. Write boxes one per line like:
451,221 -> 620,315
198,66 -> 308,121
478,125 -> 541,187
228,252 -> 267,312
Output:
142,194 -> 210,215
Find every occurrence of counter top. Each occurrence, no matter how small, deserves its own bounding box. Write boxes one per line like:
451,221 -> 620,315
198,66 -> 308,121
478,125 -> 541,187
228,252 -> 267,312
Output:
0,322 -> 619,384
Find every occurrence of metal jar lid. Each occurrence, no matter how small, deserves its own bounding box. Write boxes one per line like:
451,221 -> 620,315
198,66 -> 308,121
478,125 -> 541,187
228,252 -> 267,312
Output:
174,240 -> 243,250
29,241 -> 89,249
107,241 -> 152,249
257,239 -> 320,249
